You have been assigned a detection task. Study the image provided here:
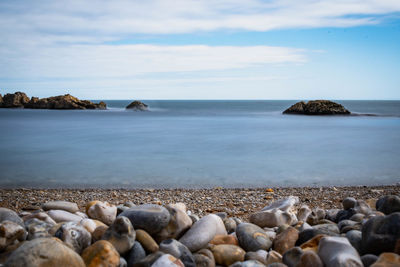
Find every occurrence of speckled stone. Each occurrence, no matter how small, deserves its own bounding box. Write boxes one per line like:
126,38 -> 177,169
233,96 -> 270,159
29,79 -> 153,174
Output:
81,240 -> 120,267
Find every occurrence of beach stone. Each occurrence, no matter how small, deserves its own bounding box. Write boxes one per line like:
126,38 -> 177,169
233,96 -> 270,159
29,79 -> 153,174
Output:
266,263 -> 287,267
346,230 -> 362,253
282,247 -> 303,267
133,251 -> 164,267
223,217 -> 237,234
22,211 -> 57,225
318,236 -> 363,267
229,260 -> 266,267
250,209 -> 297,228
119,204 -> 170,235
189,214 -> 199,224
159,239 -> 195,267
0,208 -> 24,226
349,213 -> 365,223
75,211 -> 88,219
179,214 -> 227,252
119,257 -> 127,267
296,223 -> 339,245
136,229 -> 158,253
376,195 -> 400,215
299,234 -> 326,253
265,250 -> 282,265
236,223 -> 272,252
211,244 -> 245,266
0,221 -> 27,251
297,250 -> 323,267
210,234 -> 239,246
24,218 -> 53,240
193,248 -> 215,267
361,212 -> 400,255
127,241 -> 146,266
42,201 -> 79,213
92,225 -> 108,243
81,240 -> 120,267
296,205 -> 311,222
370,252 -> 400,267
343,197 -> 357,210
48,209 -> 82,223
354,200 -> 372,215
79,218 -> 107,234
306,208 -> 326,226
87,201 -> 117,225
54,221 -> 91,254
297,222 -> 312,232
262,196 -> 299,213
338,219 -> 358,231
4,237 -> 85,267
102,216 -> 135,254
273,226 -> 299,255
154,204 -> 192,242
245,250 -> 268,264
325,209 -> 341,222
335,208 -> 357,223
151,253 -> 184,267
361,254 -> 378,267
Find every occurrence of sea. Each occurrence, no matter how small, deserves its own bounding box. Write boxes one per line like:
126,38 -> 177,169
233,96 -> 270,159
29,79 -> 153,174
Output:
0,100 -> 399,188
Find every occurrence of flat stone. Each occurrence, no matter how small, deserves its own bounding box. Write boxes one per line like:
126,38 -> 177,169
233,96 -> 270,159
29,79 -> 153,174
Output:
159,238 -> 196,267
376,195 -> 400,215
236,223 -> 272,252
193,248 -> 215,267
42,201 -> 79,213
211,244 -> 245,266
0,221 -> 27,251
370,252 -> 400,267
4,237 -> 85,267
47,210 -> 82,223
54,221 -> 91,254
81,240 -> 120,267
87,201 -> 117,226
135,229 -> 159,253
306,208 -> 326,226
127,241 -> 146,266
318,236 -> 363,267
119,204 -> 170,235
0,208 -> 24,226
101,216 -> 136,254
179,214 -> 227,252
249,209 -> 297,228
210,234 -> 239,246
273,226 -> 299,255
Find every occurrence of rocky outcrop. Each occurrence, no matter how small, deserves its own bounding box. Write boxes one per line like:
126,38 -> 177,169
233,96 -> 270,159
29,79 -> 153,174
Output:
283,100 -> 350,115
0,92 -> 30,108
126,100 -> 148,111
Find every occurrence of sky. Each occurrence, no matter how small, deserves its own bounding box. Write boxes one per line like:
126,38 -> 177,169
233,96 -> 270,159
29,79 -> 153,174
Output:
0,0 -> 400,100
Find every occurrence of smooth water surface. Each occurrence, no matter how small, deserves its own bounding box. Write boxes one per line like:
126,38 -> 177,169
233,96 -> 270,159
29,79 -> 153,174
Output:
1,100 -> 399,188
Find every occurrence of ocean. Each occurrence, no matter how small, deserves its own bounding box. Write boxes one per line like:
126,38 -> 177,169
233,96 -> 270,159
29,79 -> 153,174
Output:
0,100 -> 399,188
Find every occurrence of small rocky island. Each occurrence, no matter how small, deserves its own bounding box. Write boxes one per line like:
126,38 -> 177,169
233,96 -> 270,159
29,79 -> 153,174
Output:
126,100 -> 148,111
0,92 -> 106,110
283,100 -> 350,115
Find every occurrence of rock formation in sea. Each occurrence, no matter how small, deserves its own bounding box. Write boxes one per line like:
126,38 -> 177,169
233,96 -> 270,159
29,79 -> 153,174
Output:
126,100 -> 148,111
0,92 -> 106,110
283,100 -> 351,115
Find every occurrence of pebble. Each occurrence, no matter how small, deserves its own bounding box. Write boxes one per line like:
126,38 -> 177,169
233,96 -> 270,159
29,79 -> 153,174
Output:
81,240 -> 120,267
24,218 -> 53,240
282,246 -> 303,267
299,234 -> 325,252
273,226 -> 298,255
211,244 -> 245,266
127,241 -> 146,266
223,217 -> 237,234
297,250 -> 323,267
193,248 -> 215,267
86,201 -> 117,225
22,211 -> 56,225
159,238 -> 196,267
101,216 -> 135,254
265,250 -> 282,265
249,209 -> 297,228
0,208 -> 24,226
210,234 -> 239,246
230,260 -> 266,267
151,253 -> 184,267
236,222 -> 272,252
42,200 -> 79,213
154,204 -> 192,241
135,229 -> 159,253
54,221 -> 91,254
361,254 -> 379,267
134,251 -> 165,266
370,252 -> 400,267
376,195 -> 400,215
245,249 -> 268,264
48,209 -> 83,223
342,197 -> 357,210
261,196 -> 299,213
296,223 -> 339,245
318,236 -> 363,267
346,230 -> 362,253
0,221 -> 27,250
296,205 -> 311,222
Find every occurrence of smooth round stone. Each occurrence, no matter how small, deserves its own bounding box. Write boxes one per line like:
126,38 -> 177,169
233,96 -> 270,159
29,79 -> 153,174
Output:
0,221 -> 27,250
81,240 -> 120,267
4,237 -> 85,267
189,214 -> 200,224
261,196 -> 299,212
249,209 -> 297,228
154,204 -> 192,242
42,201 -> 79,213
346,230 -> 362,253
151,253 -> 184,267
101,216 -> 136,254
361,254 -> 378,267
87,201 -> 117,226
376,195 -> 400,215
135,229 -> 159,253
54,221 -> 91,254
169,202 -> 187,213
338,220 -> 359,232
215,212 -> 228,220
48,209 -> 83,223
127,241 -> 146,266
229,260 -> 266,267
22,211 -> 56,225
342,197 -> 357,210
75,211 -> 88,219
296,224 -> 340,245
282,247 -> 303,267
245,250 -> 268,264
297,205 -> 311,222
179,214 -> 227,252
299,234 -> 326,253
0,208 -> 24,226
92,225 -> 108,243
369,252 -> 400,267
265,250 -> 283,265
335,209 -> 357,223
211,244 -> 245,266
193,248 -> 215,267
361,212 -> 400,255
236,223 -> 272,252
297,250 -> 323,267
159,239 -> 196,267
325,209 -> 341,222
349,213 -> 365,223
24,218 -> 53,240
354,200 -> 372,215
119,257 -> 127,267
298,222 -> 312,232
273,226 -> 299,255
306,208 -> 326,226
79,218 -> 107,234
119,204 -> 170,235
317,236 -> 363,267
210,234 -> 239,246
223,217 -> 237,234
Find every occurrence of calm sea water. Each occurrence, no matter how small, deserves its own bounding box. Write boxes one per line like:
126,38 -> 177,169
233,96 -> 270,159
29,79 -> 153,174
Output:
0,100 -> 399,188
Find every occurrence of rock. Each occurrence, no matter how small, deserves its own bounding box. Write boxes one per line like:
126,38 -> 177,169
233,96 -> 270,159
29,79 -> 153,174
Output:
193,248 -> 215,267
306,208 -> 326,225
349,213 -> 365,223
223,217 -> 237,234
335,208 -> 357,223
87,201 -> 117,226
126,100 -> 148,111
4,237 -> 85,267
354,200 -> 372,215
261,196 -> 299,213
273,226 -> 299,255
250,209 -> 297,228
296,224 -> 339,245
151,253 -> 184,267
102,216 -> 136,254
283,100 -> 351,115
0,92 -> 30,108
210,234 -> 239,246
361,212 -> 400,255
127,241 -> 146,266
361,254 -> 378,267
342,197 -> 357,210
92,225 -> 108,243
24,218 -> 53,240
338,219 -> 359,233
265,250 -> 283,265
297,250 -> 323,267
0,93 -> 2,107
119,204 -> 170,235
229,260 -> 266,267
236,223 -> 272,252
245,250 -> 268,264
299,234 -> 326,253
79,218 -> 107,234
282,247 -> 303,267
133,251 -> 165,267
179,214 -> 227,252
159,239 -> 195,267
42,201 -> 79,213
345,230 -> 362,253
370,252 -> 400,267
0,208 -> 24,226
135,229 -> 159,253
154,204 -> 192,242
296,205 -> 311,222
325,209 -> 341,222
81,240 -> 120,267
211,244 -> 245,266
317,236 -> 363,267
47,209 -> 83,223
54,222 -> 91,254
24,94 -> 106,109
0,221 -> 27,251
22,211 -> 56,225
376,195 -> 400,215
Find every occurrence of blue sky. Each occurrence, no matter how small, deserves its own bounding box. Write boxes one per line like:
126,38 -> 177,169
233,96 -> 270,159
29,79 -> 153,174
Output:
0,0 -> 400,99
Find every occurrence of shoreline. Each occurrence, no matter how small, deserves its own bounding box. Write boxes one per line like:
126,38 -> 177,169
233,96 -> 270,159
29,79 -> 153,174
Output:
2,185 -> 399,220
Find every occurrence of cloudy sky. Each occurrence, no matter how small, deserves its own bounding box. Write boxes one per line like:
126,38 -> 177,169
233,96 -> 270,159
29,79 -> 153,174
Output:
1,0 -> 400,99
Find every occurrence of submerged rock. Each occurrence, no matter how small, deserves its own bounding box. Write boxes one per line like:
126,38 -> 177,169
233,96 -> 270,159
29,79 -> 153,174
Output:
126,100 -> 148,111
283,100 -> 350,115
